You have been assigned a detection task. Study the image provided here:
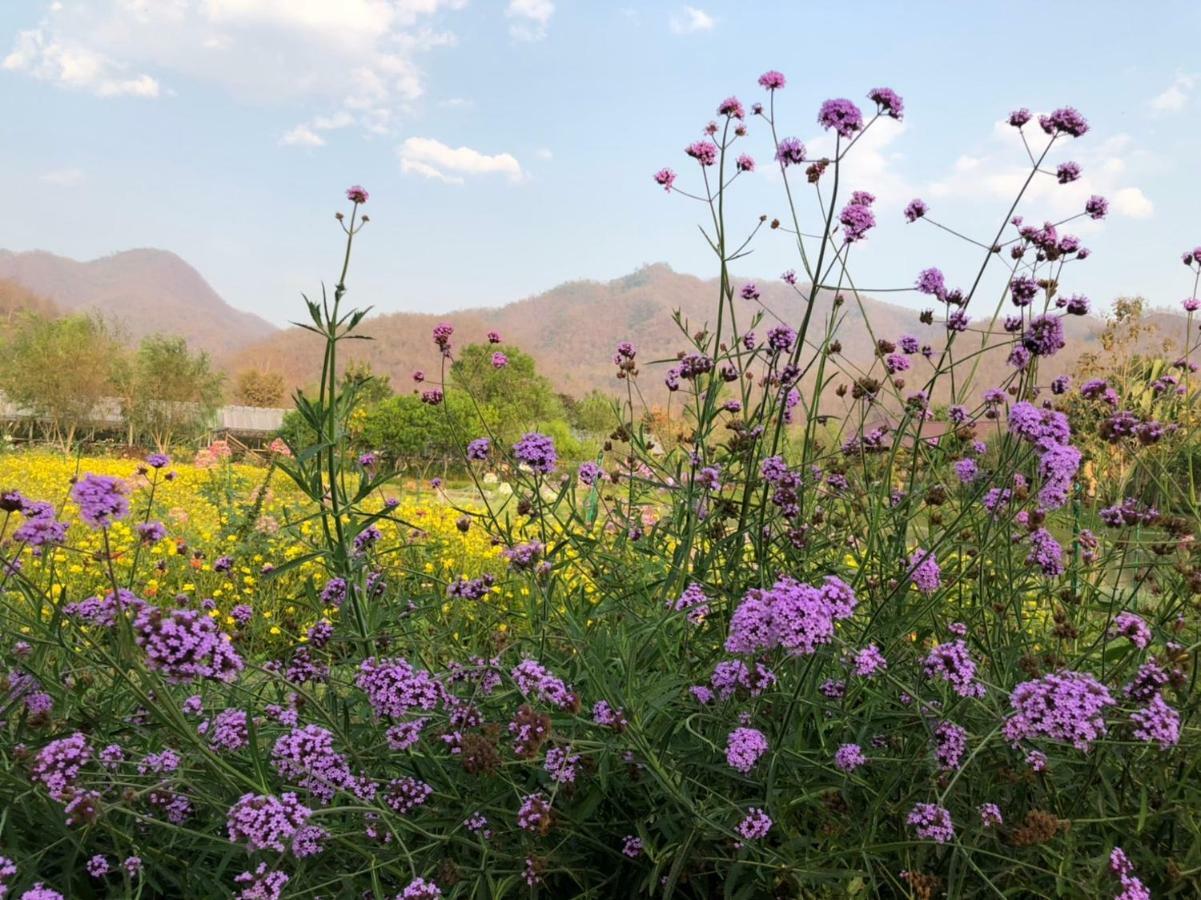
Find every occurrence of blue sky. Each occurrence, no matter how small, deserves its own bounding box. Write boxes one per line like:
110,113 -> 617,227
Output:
2,1 -> 1199,327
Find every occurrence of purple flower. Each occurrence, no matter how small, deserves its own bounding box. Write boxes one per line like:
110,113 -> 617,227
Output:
725,575 -> 855,656
867,87 -> 904,119
399,878 -> 442,899
718,96 -> 745,119
517,792 -> 552,833
1008,108 -> 1032,127
934,721 -> 968,770
907,803 -> 954,844
908,549 -> 941,594
853,643 -> 887,677
1039,107 -> 1089,137
653,168 -> 676,191
491,351 -> 508,368
203,708 -> 249,752
1131,695 -> 1180,749
1183,297 -> 1201,313
513,432 -> 557,474
71,474 -> 129,528
775,137 -> 806,166
234,863 -> 288,900
834,743 -> 866,772
818,98 -> 864,137
346,185 -> 369,204
1009,274 -> 1039,307
758,70 -> 786,90
736,807 -> 773,843
1003,670 -> 1114,750
903,198 -> 928,223
978,803 -> 1003,828
1056,161 -> 1081,183
839,200 -> 876,243
20,885 -> 65,900
86,855 -> 109,878
466,438 -> 490,461
384,776 -> 433,813
32,732 -> 91,801
1111,612 -> 1151,649
356,657 -> 442,719
1026,528 -> 1064,577
1085,194 -> 1108,219
686,141 -> 718,166
924,640 -> 985,698
432,322 -> 453,354
227,792 -> 313,852
133,605 -> 243,683
736,153 -> 755,172
1022,315 -> 1065,357
726,727 -> 768,773
915,267 -> 946,298
487,330 -> 502,343
271,725 -> 354,804
1109,848 -> 1151,900
14,511 -> 68,547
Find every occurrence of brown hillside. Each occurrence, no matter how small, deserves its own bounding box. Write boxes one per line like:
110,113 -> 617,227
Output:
231,263 -> 1164,403
0,248 -> 276,357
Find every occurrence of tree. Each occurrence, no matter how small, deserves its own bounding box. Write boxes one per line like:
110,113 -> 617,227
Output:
233,369 -> 287,408
356,392 -> 480,472
566,390 -> 619,436
119,336 -> 224,452
450,343 -> 565,443
0,313 -> 121,449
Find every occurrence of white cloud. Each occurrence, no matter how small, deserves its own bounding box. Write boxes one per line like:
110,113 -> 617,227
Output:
279,124 -> 324,147
506,0 -> 554,41
805,118 -> 914,207
1150,73 -> 1197,113
398,137 -> 523,183
534,147 -> 553,160
670,6 -> 714,34
39,167 -> 84,186
926,121 -> 1153,222
4,27 -> 160,97
4,1 -> 465,138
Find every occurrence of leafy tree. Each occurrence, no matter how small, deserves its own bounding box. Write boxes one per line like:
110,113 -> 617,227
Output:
356,392 -> 481,472
233,369 -> 287,407
450,343 -> 564,442
118,336 -> 224,452
566,389 -> 619,436
0,313 -> 121,449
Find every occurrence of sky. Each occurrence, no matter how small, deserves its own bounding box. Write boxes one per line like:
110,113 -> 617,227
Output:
2,1 -> 1200,328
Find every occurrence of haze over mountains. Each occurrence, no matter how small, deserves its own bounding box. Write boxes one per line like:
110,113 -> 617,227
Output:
0,248 -> 1189,405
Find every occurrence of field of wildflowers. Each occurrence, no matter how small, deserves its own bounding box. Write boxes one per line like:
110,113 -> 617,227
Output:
2,74 -> 1201,899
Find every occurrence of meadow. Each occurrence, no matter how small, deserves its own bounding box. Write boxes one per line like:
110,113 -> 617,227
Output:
1,75 -> 1200,899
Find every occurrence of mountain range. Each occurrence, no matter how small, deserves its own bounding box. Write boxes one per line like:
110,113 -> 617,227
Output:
0,249 -> 1190,406
0,249 -> 276,356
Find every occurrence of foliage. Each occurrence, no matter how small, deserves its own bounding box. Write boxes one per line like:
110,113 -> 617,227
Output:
233,369 -> 288,408
114,335 -> 225,452
0,313 -> 121,449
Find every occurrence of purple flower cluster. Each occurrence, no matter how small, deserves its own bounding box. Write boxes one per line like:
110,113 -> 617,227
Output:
512,432 -> 557,474
511,658 -> 576,709
726,727 -> 768,773
133,605 -> 244,683
725,575 -> 857,656
356,657 -> 443,719
908,549 -> 941,594
923,640 -> 985,698
71,474 -> 129,528
1130,695 -> 1180,749
1002,671 -> 1115,750
906,803 -> 954,843
818,98 -> 863,137
32,732 -> 91,800
834,743 -> 866,772
736,807 -> 773,842
271,725 -> 354,804
226,792 -> 313,852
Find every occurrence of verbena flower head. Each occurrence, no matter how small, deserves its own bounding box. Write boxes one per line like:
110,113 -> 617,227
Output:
513,432 -> 558,473
1003,670 -> 1114,750
32,732 -> 91,800
346,185 -> 369,203
903,198 -> 928,222
133,605 -> 244,683
466,438 -> 490,461
736,808 -> 773,842
775,137 -> 806,166
1130,695 -> 1180,749
718,96 -> 745,119
1111,612 -> 1151,649
71,474 -> 129,528
839,200 -> 875,243
1008,108 -> 1032,127
906,803 -> 954,843
757,70 -> 786,90
1039,106 -> 1089,137
834,743 -> 866,772
726,727 -> 768,773
653,168 -> 676,191
923,640 -> 985,698
356,657 -> 443,719
226,792 -> 313,853
867,86 -> 904,119
818,98 -> 864,137
978,803 -> 1003,828
685,141 -> 718,166
399,878 -> 442,899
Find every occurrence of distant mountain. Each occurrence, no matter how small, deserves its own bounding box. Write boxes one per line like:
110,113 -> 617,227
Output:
0,249 -> 276,357
232,263 -> 1188,405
